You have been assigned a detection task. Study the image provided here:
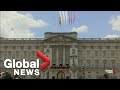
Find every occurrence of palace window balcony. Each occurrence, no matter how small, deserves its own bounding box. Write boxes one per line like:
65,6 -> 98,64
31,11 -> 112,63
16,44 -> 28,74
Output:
51,64 -> 70,69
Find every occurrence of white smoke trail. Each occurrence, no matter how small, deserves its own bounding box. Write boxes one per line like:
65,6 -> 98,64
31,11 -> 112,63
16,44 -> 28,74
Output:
71,11 -> 73,25
65,11 -> 68,25
68,11 -> 70,25
73,11 -> 75,24
61,11 -> 66,25
59,11 -> 75,26
72,11 -> 75,25
59,11 -> 63,24
69,11 -> 72,25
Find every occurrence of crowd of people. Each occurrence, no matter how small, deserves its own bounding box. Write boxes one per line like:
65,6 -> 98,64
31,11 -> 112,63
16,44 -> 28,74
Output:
0,71 -> 22,79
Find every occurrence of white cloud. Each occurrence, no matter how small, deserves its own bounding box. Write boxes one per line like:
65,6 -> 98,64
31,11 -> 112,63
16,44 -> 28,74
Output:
0,11 -> 47,38
72,25 -> 88,33
104,35 -> 120,38
108,15 -> 120,31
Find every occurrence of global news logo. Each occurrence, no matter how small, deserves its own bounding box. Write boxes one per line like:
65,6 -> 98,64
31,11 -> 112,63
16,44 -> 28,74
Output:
4,59 -> 40,76
3,50 -> 50,76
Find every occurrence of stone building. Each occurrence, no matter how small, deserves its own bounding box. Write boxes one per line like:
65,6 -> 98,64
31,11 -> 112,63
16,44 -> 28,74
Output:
0,32 -> 120,79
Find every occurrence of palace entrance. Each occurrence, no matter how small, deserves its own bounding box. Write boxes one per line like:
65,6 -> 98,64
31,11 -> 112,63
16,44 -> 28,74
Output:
57,71 -> 65,79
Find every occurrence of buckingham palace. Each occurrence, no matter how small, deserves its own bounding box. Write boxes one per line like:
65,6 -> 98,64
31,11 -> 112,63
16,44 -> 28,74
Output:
0,32 -> 120,79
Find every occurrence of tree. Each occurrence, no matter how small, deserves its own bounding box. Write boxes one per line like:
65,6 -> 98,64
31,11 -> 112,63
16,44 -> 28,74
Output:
103,74 -> 109,79
1,72 -> 13,79
14,74 -> 19,79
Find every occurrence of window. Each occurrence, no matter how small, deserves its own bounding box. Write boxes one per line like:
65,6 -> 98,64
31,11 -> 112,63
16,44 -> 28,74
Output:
80,59 -> 83,67
90,46 -> 94,49
52,46 -> 57,64
103,50 -> 106,58
110,75 -> 117,79
66,76 -> 69,79
16,51 -> 20,58
111,50 -> 115,58
95,60 -> 99,68
8,51 -> 12,58
88,75 -> 91,79
66,64 -> 69,67
58,46 -> 63,64
87,50 -> 90,58
12,46 -> 16,50
96,72 -> 99,73
119,50 -> 120,56
82,46 -> 86,49
32,51 -> 35,57
98,46 -> 102,49
4,51 -> 7,58
36,46 -> 39,49
96,75 -> 100,79
79,50 -> 82,57
46,49 -> 49,53
111,60 -> 116,68
112,76 -> 117,79
95,50 -> 99,58
87,60 -> 91,68
103,60 -> 107,68
52,64 -> 56,67
65,46 -> 70,65
24,51 -> 27,57
52,76 -> 55,79
72,49 -> 75,54
20,46 -> 24,50
28,46 -> 31,50
59,64 -> 62,67
0,51 -> 4,58
106,46 -> 110,49
115,46 -> 118,49
0,60 -> 3,68
4,46 -> 8,49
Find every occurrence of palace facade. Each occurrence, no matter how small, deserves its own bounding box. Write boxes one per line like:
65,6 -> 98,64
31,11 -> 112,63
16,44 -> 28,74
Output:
0,32 -> 120,79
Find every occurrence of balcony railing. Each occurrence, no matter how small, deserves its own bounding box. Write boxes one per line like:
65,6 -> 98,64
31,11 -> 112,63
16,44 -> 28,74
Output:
0,38 -> 120,41
78,38 -> 120,41
51,64 -> 70,69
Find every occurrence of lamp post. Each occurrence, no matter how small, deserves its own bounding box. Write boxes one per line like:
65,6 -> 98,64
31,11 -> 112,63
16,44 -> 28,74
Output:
82,65 -> 85,79
70,51 -> 77,79
70,55 -> 77,64
70,49 -> 77,64
77,67 -> 81,79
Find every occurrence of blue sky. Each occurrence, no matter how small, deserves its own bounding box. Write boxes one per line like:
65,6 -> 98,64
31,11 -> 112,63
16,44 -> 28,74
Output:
1,11 -> 120,38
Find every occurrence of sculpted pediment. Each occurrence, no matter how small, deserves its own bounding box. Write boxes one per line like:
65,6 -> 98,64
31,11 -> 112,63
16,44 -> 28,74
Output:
44,35 -> 77,42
